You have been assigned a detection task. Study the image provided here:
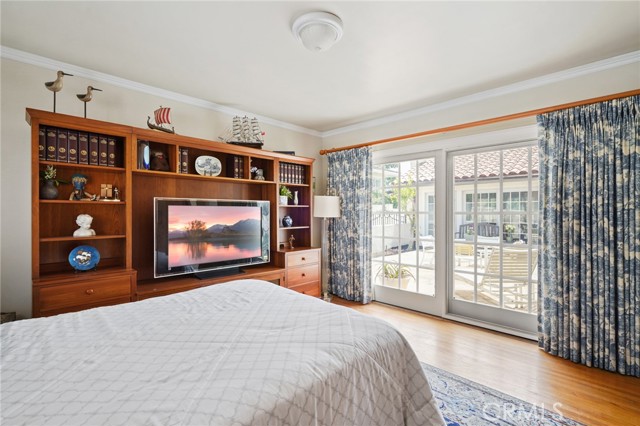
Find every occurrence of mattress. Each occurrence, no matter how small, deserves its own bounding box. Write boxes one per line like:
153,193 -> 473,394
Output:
1,279 -> 444,425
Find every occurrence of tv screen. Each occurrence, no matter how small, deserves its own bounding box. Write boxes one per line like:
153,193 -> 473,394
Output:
154,198 -> 270,278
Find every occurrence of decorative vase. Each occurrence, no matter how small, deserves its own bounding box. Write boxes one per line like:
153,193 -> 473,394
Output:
293,191 -> 299,205
282,215 -> 293,227
39,180 -> 58,199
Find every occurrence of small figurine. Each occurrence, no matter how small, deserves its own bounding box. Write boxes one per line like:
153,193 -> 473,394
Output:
289,234 -> 295,250
69,174 -> 98,201
73,214 -> 96,237
44,70 -> 73,112
254,169 -> 265,180
150,150 -> 170,171
76,86 -> 102,118
113,187 -> 120,201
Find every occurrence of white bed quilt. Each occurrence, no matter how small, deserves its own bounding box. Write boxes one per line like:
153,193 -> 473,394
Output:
1,279 -> 444,425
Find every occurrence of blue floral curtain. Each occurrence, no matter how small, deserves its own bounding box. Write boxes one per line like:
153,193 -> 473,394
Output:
537,95 -> 639,377
327,147 -> 372,303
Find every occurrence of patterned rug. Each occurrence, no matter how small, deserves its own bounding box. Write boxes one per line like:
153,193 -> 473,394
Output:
422,363 -> 585,426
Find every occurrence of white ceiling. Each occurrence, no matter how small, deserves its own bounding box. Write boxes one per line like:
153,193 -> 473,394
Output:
1,1 -> 639,133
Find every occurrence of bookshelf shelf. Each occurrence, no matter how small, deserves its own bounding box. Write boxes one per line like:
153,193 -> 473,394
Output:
40,235 -> 126,243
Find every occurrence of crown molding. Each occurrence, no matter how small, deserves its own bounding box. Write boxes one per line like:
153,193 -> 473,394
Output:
0,46 -> 322,138
3,45 -> 637,140
321,50 -> 640,138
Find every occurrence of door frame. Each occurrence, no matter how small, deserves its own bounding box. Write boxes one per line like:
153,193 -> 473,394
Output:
371,125 -> 538,338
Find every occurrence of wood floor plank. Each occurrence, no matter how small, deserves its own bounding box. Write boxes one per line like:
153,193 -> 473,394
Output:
332,297 -> 640,426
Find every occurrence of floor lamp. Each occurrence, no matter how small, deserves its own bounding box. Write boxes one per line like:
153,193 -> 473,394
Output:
314,195 -> 341,302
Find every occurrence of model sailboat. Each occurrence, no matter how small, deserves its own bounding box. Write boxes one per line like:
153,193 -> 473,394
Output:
147,106 -> 175,134
226,116 -> 264,149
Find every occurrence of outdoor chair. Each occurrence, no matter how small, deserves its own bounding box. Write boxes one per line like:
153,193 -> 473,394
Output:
480,247 -> 538,309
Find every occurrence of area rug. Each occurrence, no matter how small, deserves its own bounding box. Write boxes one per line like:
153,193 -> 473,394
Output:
422,363 -> 584,426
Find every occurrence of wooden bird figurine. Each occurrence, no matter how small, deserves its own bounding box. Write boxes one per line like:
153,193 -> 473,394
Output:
44,70 -> 73,113
76,86 -> 102,118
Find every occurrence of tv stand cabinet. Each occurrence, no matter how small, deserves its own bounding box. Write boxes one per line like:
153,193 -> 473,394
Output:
136,266 -> 286,300
28,109 -> 317,316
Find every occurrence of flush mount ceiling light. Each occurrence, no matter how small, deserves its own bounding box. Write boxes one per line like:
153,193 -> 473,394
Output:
292,11 -> 343,52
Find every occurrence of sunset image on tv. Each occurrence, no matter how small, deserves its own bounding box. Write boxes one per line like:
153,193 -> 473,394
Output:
167,205 -> 261,268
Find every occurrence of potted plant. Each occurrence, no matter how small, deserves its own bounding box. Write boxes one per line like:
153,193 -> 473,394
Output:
279,185 -> 293,205
503,223 -> 516,243
376,264 -> 415,290
464,226 -> 475,241
39,165 -> 67,199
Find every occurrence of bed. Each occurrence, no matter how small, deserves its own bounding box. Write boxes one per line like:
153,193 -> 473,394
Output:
1,279 -> 445,425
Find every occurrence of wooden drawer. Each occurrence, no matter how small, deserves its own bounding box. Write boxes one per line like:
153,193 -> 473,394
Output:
38,276 -> 131,313
288,281 -> 321,297
286,264 -> 319,287
287,250 -> 319,267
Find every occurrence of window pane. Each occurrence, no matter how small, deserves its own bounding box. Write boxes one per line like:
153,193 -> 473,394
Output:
373,156 -> 437,298
451,145 -> 538,315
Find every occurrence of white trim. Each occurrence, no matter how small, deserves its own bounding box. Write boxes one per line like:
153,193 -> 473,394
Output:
372,124 -> 538,161
323,50 -> 640,137
3,45 -> 637,139
443,313 -> 537,341
0,46 -> 322,138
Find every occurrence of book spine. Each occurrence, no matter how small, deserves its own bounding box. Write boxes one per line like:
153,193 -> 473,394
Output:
99,135 -> 109,166
107,137 -> 116,167
46,128 -> 57,161
67,131 -> 78,163
78,132 -> 89,164
89,134 -> 99,165
181,148 -> 188,174
56,129 -> 68,163
240,157 -> 245,179
38,127 -> 46,160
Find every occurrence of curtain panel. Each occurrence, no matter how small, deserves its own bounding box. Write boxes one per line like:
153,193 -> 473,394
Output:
537,95 -> 639,376
327,147 -> 373,303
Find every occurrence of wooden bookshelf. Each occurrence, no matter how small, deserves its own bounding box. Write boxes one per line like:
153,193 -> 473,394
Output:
28,108 -> 318,316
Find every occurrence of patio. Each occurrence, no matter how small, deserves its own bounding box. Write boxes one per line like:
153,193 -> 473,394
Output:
372,246 -> 538,313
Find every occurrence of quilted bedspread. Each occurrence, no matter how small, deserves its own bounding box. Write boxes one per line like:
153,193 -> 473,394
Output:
1,279 -> 444,425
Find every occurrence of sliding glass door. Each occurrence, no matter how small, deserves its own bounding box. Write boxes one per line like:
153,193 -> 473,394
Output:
371,156 -> 442,314
449,144 -> 539,333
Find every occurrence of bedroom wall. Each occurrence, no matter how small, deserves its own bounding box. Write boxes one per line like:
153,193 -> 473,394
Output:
0,58 -> 323,318
320,62 -> 640,157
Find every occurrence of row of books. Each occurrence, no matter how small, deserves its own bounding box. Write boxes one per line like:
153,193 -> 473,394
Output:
228,155 -> 245,179
39,126 -> 122,167
280,162 -> 306,184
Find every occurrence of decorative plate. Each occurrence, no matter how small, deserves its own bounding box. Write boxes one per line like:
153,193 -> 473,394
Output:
68,245 -> 100,271
195,155 -> 222,176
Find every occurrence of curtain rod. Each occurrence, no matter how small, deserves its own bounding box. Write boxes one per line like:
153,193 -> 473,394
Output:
319,89 -> 640,155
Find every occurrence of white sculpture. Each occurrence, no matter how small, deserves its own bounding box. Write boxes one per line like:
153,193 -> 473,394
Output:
73,214 -> 96,237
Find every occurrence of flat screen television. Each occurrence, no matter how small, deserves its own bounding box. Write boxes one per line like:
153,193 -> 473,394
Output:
154,197 -> 270,279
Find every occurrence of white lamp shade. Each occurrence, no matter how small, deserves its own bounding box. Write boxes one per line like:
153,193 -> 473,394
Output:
314,195 -> 341,218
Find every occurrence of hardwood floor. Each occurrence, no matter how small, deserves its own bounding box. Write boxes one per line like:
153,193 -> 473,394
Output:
333,298 -> 640,426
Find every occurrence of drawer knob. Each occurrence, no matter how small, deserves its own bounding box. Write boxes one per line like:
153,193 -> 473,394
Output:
85,289 -> 94,295
302,273 -> 306,277
301,257 -> 306,261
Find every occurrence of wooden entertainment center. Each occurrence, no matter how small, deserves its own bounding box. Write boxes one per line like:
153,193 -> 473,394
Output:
28,109 -> 319,317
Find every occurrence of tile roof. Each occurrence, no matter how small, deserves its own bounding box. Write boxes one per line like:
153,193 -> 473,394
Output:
399,146 -> 539,183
